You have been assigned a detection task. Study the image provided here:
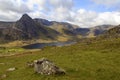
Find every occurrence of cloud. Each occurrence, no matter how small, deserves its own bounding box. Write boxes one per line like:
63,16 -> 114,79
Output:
94,12 -> 120,25
72,9 -> 97,27
46,0 -> 74,21
0,0 -> 120,27
0,11 -> 20,21
26,0 -> 48,11
91,0 -> 120,8
0,0 -> 31,13
49,0 -> 73,9
0,0 -> 48,21
70,9 -> 120,27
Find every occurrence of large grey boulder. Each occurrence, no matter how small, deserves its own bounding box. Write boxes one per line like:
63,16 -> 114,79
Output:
34,58 -> 65,75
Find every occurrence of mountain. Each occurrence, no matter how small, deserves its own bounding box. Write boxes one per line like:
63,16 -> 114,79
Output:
34,19 -> 79,36
33,18 -> 116,38
0,14 -> 117,43
34,19 -> 80,41
0,14 -> 59,43
89,25 -> 115,37
73,28 -> 90,37
72,25 -> 114,38
34,18 -> 53,26
100,25 -> 120,38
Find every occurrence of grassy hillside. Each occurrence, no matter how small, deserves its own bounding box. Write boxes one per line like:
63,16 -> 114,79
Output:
0,38 -> 120,80
98,25 -> 120,39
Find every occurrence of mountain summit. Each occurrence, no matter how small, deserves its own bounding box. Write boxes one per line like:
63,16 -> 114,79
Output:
14,14 -> 40,39
0,14 -> 59,43
19,14 -> 32,22
16,14 -> 37,29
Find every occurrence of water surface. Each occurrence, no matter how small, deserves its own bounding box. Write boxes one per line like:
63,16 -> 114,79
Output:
22,41 -> 76,49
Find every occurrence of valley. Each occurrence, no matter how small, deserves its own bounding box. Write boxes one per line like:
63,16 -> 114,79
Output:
1,0 -> 120,80
0,37 -> 120,80
0,14 -> 120,80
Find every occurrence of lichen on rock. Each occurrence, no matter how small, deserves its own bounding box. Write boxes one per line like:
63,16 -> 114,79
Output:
34,58 -> 65,75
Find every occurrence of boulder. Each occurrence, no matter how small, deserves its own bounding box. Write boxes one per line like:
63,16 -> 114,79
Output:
34,58 -> 65,75
1,74 -> 7,79
7,67 -> 16,72
0,63 -> 5,65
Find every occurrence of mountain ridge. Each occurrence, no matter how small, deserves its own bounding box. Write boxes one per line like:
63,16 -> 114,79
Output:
0,14 -> 60,43
0,14 -> 117,43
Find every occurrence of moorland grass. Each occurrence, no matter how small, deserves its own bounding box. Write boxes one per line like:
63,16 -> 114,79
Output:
0,38 -> 120,80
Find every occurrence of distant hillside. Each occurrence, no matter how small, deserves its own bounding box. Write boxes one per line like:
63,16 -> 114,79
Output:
99,25 -> 120,38
87,25 -> 115,37
0,14 -> 117,43
34,18 -> 115,38
34,19 -> 79,39
0,14 -> 59,43
72,25 -> 114,38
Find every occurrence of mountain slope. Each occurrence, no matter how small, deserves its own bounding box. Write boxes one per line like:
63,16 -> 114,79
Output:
31,18 -> 116,39
34,19 -> 79,36
34,19 -> 81,41
0,14 -> 60,43
0,14 -> 117,43
88,25 -> 115,37
100,25 -> 120,38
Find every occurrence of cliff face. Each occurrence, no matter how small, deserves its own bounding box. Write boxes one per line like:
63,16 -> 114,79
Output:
0,14 -> 59,42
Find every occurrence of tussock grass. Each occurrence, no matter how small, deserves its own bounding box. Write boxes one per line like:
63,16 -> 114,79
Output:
0,38 -> 120,80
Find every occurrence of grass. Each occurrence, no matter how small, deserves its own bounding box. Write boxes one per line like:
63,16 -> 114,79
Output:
0,38 -> 120,80
0,47 -> 24,56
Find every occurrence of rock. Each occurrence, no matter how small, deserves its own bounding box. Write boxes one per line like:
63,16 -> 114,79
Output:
27,62 -> 34,67
0,63 -> 5,65
34,58 -> 65,75
1,74 -> 7,79
7,67 -> 16,72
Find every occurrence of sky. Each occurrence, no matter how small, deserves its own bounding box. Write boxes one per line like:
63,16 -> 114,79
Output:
0,0 -> 120,28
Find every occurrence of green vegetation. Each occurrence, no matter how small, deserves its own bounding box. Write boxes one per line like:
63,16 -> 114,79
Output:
0,47 -> 24,56
0,38 -> 120,80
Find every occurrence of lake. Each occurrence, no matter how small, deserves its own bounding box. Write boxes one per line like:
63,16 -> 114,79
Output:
22,41 -> 76,49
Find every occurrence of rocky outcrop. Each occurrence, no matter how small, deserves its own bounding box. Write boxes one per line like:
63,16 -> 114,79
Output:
99,25 -> 120,38
0,74 -> 7,79
7,67 -> 16,72
34,58 -> 65,75
0,14 -> 59,42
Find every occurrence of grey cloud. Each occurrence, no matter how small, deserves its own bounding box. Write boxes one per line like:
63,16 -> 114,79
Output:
91,0 -> 120,7
0,11 -> 21,21
0,0 -> 32,13
0,0 -> 120,28
49,0 -> 74,9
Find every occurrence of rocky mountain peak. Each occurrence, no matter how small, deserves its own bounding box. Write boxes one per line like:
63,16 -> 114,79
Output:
19,14 -> 33,22
16,13 -> 36,28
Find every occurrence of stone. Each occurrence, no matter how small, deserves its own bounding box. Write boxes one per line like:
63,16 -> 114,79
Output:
7,67 -> 16,72
34,58 -> 65,75
27,62 -> 34,67
0,63 -> 5,65
1,74 -> 7,79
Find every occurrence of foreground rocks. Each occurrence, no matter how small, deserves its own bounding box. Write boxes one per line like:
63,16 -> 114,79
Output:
7,67 -> 16,72
0,74 -> 7,79
0,63 -> 5,65
33,58 -> 65,75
